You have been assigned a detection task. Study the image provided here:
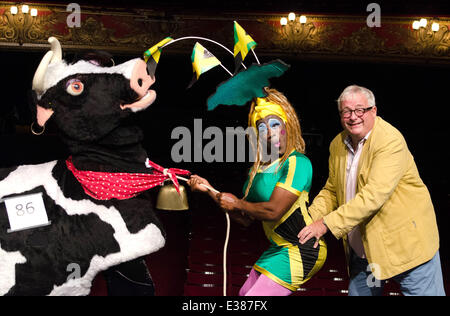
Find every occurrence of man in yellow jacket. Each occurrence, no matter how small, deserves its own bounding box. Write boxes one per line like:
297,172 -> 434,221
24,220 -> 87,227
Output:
298,85 -> 445,296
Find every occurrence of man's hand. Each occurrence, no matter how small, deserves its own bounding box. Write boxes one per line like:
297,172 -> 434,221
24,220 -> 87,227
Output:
298,219 -> 328,248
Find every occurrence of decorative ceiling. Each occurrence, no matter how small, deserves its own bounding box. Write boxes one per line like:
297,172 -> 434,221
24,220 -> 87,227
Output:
0,1 -> 449,64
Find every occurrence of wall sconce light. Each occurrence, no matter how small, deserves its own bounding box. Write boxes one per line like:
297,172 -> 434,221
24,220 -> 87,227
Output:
410,17 -> 447,55
279,12 -> 314,50
280,13 -> 308,26
431,22 -> 440,32
288,12 -> 296,21
9,4 -> 38,16
419,18 -> 427,27
412,18 -> 440,32
22,4 -> 29,14
5,4 -> 39,45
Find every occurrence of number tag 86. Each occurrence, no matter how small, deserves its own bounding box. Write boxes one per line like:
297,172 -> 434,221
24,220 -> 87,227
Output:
15,202 -> 35,216
2,193 -> 51,233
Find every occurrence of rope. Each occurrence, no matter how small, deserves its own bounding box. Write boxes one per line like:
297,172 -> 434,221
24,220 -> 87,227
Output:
176,175 -> 230,296
223,212 -> 230,296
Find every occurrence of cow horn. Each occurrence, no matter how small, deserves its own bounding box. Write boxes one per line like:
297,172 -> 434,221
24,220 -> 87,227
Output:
32,37 -> 62,95
48,37 -> 62,64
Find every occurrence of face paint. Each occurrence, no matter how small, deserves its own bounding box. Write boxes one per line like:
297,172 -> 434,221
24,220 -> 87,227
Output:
258,123 -> 268,135
256,115 -> 287,159
268,118 -> 282,133
258,118 -> 282,135
268,118 -> 282,148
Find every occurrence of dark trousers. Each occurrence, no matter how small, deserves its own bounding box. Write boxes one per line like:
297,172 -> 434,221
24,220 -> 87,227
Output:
103,258 -> 155,296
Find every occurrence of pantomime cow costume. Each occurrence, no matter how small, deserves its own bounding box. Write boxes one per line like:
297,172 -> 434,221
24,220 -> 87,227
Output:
0,37 -> 185,296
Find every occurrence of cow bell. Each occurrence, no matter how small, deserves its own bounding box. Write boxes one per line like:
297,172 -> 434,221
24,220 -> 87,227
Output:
156,183 -> 189,211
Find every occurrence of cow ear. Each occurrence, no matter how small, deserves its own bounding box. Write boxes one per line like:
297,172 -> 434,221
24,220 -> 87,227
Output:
36,105 -> 54,127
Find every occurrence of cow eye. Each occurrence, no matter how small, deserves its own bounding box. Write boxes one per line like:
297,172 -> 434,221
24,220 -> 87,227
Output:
66,79 -> 84,96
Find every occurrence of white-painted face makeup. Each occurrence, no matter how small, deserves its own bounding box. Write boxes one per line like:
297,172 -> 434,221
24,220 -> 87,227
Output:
257,115 -> 287,157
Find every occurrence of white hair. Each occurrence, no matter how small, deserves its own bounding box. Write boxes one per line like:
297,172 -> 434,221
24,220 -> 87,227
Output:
337,85 -> 376,110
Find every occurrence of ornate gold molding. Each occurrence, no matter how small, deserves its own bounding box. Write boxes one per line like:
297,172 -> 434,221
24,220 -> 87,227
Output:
0,4 -> 57,45
262,15 -> 450,62
0,2 -> 449,64
0,2 -> 184,51
407,19 -> 450,56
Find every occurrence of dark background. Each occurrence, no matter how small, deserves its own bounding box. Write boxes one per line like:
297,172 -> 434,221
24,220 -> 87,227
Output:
0,49 -> 448,258
0,0 -> 448,294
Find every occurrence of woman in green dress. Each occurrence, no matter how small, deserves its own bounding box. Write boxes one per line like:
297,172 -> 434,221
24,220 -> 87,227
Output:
188,88 -> 327,296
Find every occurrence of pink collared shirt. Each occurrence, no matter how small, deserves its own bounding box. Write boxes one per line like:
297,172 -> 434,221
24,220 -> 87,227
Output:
344,131 -> 371,258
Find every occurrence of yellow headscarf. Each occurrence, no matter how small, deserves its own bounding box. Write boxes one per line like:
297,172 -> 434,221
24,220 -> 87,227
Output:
250,97 -> 288,128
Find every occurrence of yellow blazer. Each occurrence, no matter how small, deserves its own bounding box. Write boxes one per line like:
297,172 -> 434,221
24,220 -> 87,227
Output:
309,116 -> 439,280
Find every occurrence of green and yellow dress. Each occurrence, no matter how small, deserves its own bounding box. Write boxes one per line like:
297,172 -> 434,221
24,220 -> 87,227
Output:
243,150 -> 327,291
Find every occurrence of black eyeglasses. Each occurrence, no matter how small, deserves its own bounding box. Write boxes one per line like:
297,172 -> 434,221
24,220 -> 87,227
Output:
340,106 -> 374,118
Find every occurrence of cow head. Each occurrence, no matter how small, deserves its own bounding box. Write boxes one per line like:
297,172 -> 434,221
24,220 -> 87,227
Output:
31,37 -> 157,142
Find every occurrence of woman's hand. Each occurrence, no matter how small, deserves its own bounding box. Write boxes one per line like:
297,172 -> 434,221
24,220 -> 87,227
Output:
216,193 -> 240,212
187,175 -> 212,193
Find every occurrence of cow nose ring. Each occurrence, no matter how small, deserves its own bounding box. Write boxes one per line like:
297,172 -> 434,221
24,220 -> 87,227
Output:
31,122 -> 45,136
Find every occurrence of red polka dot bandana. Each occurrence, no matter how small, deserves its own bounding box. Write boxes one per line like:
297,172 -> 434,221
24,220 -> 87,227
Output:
66,157 -> 191,200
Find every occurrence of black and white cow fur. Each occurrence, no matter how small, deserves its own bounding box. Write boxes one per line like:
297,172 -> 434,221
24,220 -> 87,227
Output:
0,37 -> 166,296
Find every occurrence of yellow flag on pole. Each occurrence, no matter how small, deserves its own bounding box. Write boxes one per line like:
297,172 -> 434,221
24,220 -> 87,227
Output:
143,37 -> 173,77
188,42 -> 221,88
233,21 -> 257,73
